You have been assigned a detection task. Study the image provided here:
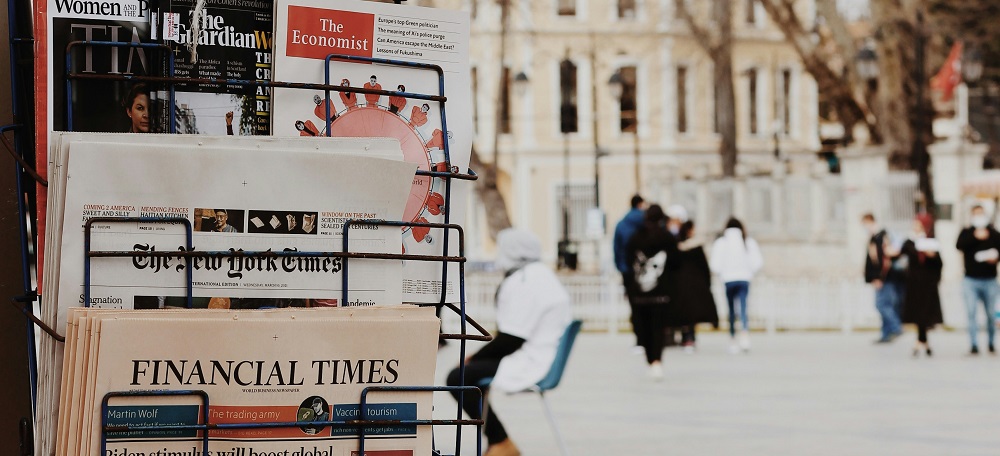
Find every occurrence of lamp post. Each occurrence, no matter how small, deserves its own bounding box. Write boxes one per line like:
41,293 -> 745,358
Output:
855,46 -> 879,91
607,69 -> 641,193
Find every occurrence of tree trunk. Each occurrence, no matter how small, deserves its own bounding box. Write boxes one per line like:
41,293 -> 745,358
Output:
469,145 -> 513,240
715,43 -> 738,177
870,1 -> 935,212
676,0 -> 738,177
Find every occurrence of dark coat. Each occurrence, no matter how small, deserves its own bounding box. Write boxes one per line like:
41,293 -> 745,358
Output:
900,239 -> 944,327
665,244 -> 720,327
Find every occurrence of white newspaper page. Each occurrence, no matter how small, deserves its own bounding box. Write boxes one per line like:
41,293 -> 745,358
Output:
272,0 -> 472,303
87,308 -> 438,456
55,141 -> 416,331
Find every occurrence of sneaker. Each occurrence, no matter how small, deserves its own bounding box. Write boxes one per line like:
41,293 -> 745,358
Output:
728,343 -> 741,355
970,346 -> 980,355
874,337 -> 892,344
739,331 -> 751,352
683,344 -> 695,355
990,344 -> 996,355
649,362 -> 664,380
631,345 -> 645,356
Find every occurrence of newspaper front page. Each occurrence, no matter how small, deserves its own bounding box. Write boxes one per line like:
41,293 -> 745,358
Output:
62,307 -> 439,456
55,140 -> 416,330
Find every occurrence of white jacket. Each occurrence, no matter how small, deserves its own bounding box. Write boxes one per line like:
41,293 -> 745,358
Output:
710,228 -> 764,283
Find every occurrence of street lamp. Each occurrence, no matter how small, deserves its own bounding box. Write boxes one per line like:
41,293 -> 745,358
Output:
963,48 -> 984,84
513,71 -> 530,96
607,69 -> 640,192
856,45 -> 879,90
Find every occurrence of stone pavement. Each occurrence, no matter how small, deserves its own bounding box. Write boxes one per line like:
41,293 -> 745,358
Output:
431,330 -> 1000,456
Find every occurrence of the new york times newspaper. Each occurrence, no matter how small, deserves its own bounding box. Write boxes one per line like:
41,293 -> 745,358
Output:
54,139 -> 416,332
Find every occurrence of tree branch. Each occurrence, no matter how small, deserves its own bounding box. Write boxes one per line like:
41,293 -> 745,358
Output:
759,0 -> 876,142
674,0 -> 719,54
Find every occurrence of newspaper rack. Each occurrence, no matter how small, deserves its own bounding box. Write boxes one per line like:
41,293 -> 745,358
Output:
4,7 -> 492,453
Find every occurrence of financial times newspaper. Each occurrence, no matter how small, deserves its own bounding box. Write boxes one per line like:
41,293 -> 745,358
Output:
60,307 -> 438,456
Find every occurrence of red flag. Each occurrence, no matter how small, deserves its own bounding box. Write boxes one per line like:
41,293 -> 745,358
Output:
931,41 -> 963,102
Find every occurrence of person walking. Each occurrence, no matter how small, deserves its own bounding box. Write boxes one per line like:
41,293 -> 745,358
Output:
900,219 -> 944,357
613,194 -> 646,351
446,228 -> 571,456
625,205 -> 677,379
668,219 -> 719,354
861,213 -> 905,344
710,217 -> 763,354
955,204 -> 1000,355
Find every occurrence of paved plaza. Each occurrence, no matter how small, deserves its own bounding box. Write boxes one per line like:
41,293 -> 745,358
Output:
431,330 -> 1000,455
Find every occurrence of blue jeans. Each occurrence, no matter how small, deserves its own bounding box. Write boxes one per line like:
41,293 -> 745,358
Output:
874,280 -> 903,340
962,277 -> 998,348
725,281 -> 750,337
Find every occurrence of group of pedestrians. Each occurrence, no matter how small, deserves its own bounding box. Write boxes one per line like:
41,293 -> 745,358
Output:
613,195 -> 763,379
863,204 -> 1000,356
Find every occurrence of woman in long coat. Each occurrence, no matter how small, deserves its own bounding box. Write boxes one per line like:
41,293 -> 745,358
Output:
667,220 -> 720,352
900,219 -> 944,357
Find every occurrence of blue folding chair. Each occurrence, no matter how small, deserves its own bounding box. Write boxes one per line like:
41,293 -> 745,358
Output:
480,319 -> 583,456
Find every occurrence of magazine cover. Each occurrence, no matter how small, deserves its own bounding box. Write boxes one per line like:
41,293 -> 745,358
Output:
54,140 -> 416,332
271,0 -> 472,303
157,0 -> 273,135
50,0 -> 160,133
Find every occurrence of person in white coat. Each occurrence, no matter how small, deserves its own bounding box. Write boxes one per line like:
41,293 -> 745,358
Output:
710,218 -> 764,353
446,228 -> 572,456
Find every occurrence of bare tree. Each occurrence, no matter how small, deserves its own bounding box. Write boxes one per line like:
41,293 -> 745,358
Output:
761,0 -> 935,210
675,0 -> 738,177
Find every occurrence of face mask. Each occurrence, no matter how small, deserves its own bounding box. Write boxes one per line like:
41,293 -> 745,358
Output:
972,215 -> 989,229
911,231 -> 926,240
863,223 -> 877,234
669,226 -> 680,236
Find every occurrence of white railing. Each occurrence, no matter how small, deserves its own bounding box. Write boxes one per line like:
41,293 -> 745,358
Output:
446,272 -> 974,334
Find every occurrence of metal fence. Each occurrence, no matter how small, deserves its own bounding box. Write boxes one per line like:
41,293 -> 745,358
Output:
447,272 -> 974,335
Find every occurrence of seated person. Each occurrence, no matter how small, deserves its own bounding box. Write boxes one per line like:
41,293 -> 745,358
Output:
446,228 -> 571,456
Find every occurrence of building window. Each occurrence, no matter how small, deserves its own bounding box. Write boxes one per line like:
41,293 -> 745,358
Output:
559,59 -> 578,133
618,0 -> 636,19
471,67 -> 478,134
558,0 -> 575,16
619,66 -> 637,133
676,65 -> 687,133
781,69 -> 791,134
747,68 -> 758,135
500,66 -> 511,134
556,183 -> 596,240
745,0 -> 756,24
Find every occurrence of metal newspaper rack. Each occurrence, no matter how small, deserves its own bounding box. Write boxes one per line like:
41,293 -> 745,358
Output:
0,10 -> 492,452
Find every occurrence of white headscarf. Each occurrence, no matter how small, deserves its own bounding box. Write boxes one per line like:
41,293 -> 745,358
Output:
495,228 -> 542,272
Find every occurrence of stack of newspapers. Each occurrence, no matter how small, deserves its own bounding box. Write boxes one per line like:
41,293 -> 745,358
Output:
56,306 -> 439,456
36,133 -> 441,456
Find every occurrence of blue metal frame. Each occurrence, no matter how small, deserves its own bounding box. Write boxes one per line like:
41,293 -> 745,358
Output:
5,0 -> 40,418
